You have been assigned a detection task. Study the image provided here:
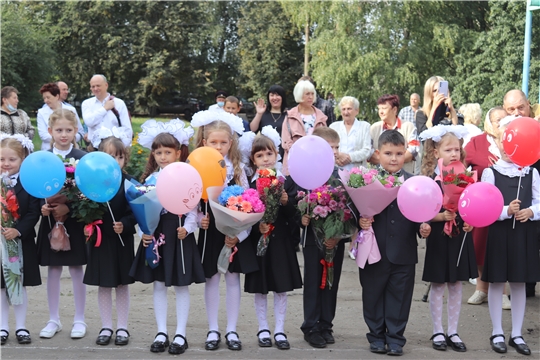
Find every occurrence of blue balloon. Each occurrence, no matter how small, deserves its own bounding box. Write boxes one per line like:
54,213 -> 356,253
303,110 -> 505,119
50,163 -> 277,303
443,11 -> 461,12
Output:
20,151 -> 66,198
75,152 -> 122,202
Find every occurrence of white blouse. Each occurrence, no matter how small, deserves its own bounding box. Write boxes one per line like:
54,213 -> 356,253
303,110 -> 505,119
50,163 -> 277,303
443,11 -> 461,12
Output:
329,119 -> 372,170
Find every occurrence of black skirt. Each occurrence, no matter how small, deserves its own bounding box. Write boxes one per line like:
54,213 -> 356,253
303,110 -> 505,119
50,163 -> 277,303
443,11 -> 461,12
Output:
37,215 -> 87,266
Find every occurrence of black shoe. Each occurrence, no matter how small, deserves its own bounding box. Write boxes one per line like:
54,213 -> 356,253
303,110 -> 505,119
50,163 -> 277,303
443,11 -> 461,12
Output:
509,336 -> 531,356
321,329 -> 335,344
114,328 -> 130,346
169,334 -> 188,355
274,332 -> 290,350
369,341 -> 387,354
430,333 -> 447,351
304,331 -> 326,348
490,334 -> 507,353
446,333 -> 466,352
96,328 -> 113,346
257,329 -> 272,347
525,283 -> 535,297
15,329 -> 31,345
205,330 -> 221,351
1,330 -> 8,346
387,343 -> 403,356
150,332 -> 169,353
225,331 -> 242,351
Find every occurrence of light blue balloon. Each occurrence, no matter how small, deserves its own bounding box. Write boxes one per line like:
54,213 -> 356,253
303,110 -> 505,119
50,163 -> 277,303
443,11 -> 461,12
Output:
20,151 -> 66,198
75,152 -> 122,202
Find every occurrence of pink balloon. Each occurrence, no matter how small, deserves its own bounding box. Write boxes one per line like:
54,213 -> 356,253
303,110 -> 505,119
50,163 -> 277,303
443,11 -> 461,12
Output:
288,135 -> 335,190
458,182 -> 504,227
156,162 -> 203,215
397,176 -> 443,223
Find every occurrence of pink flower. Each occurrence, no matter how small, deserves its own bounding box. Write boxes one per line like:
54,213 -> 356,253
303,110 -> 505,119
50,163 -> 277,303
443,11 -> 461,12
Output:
350,168 -> 362,175
363,174 -> 373,184
8,256 -> 18,263
387,175 -> 395,183
328,199 -> 338,211
384,182 -> 393,188
297,191 -> 306,198
65,166 -> 75,173
241,201 -> 252,213
227,205 -> 238,211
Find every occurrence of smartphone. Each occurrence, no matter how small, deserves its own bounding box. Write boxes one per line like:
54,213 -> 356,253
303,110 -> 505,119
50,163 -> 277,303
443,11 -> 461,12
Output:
438,81 -> 449,97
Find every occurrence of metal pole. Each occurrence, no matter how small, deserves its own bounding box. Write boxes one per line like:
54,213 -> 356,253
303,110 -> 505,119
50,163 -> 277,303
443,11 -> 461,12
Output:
522,10 -> 532,96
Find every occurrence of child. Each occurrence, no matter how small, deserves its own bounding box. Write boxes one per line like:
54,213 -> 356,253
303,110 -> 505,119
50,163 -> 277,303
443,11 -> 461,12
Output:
129,119 -> 204,355
358,130 -> 431,356
243,128 -> 302,350
37,108 -> 88,339
419,126 -> 477,352
0,134 -> 41,345
83,128 -> 136,346
223,96 -> 250,132
300,126 -> 350,348
482,117 -> 540,356
191,110 -> 254,351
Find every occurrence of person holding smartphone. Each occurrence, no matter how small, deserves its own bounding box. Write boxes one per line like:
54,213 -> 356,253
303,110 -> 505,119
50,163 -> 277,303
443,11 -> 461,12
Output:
415,76 -> 458,133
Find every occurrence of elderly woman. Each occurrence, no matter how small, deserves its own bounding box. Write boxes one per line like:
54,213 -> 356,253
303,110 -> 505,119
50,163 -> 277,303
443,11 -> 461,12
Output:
0,86 -> 34,139
329,96 -> 371,170
281,80 -> 327,175
459,103 -> 483,146
37,83 -> 84,150
415,76 -> 458,133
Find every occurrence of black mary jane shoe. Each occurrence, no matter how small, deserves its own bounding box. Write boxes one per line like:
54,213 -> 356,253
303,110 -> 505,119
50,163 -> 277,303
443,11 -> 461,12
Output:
204,330 -> 221,351
96,328 -> 113,346
490,334 -> 507,354
509,336 -> 531,356
321,329 -> 335,344
15,329 -> 31,345
169,334 -> 189,355
150,332 -> 169,353
446,333 -> 466,352
115,328 -> 130,346
274,332 -> 290,350
225,331 -> 242,351
430,333 -> 447,351
257,329 -> 272,347
1,330 -> 8,346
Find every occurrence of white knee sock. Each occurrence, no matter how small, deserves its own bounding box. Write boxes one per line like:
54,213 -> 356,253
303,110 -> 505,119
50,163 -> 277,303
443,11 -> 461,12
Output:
98,287 -> 113,333
429,282 -> 446,342
509,282 -> 526,344
446,281 -> 463,342
1,288 -> 10,332
153,281 -> 168,342
204,273 -> 220,341
68,266 -> 86,330
225,271 -> 240,341
488,282 -> 504,343
254,294 -> 269,339
42,266 -> 62,332
273,292 -> 287,341
116,285 -> 130,337
173,286 -> 189,345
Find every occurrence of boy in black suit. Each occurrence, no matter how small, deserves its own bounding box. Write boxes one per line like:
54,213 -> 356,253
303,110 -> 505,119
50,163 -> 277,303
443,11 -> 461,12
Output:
359,130 -> 431,356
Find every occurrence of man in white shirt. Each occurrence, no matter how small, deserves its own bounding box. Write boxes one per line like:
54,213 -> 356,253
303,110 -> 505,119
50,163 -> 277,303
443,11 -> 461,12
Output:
398,93 -> 421,125
81,74 -> 132,145
208,90 -> 228,112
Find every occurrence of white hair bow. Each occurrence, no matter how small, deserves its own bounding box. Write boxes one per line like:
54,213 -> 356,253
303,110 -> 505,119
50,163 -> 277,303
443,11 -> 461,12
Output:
91,126 -> 132,148
419,125 -> 469,142
0,132 -> 34,152
191,110 -> 245,135
137,119 -> 194,149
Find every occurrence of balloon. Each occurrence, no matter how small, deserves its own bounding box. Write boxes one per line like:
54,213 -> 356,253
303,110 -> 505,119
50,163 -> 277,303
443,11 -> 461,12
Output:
20,151 -> 65,198
502,117 -> 540,167
186,147 -> 226,200
397,176 -> 443,223
458,182 -> 504,227
156,162 -> 203,215
75,152 -> 122,202
288,135 -> 335,190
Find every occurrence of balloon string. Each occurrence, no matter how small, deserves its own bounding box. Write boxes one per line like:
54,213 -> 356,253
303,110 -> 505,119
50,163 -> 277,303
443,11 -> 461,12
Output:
302,190 -> 310,246
179,215 -> 185,275
107,201 -> 125,246
512,170 -> 523,230
456,232 -> 467,267
44,198 -> 52,228
201,200 -> 208,264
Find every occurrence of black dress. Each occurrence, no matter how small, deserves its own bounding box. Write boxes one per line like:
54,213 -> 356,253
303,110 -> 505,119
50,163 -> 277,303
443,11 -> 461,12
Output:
37,148 -> 88,266
83,174 -> 137,287
422,178 -> 478,283
482,168 -> 540,283
1,180 -> 41,288
130,210 -> 206,287
256,112 -> 286,158
244,176 -> 302,294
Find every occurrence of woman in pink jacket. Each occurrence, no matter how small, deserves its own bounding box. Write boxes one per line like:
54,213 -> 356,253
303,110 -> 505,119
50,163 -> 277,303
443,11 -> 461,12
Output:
281,80 -> 327,175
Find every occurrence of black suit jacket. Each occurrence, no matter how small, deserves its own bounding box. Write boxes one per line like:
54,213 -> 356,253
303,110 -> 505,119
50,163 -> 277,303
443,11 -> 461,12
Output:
14,181 -> 41,240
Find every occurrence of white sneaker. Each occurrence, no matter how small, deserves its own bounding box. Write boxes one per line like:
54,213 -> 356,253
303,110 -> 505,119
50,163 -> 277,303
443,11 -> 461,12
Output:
467,290 -> 488,305
39,320 -> 62,339
502,294 -> 511,310
348,249 -> 356,260
469,278 -> 477,286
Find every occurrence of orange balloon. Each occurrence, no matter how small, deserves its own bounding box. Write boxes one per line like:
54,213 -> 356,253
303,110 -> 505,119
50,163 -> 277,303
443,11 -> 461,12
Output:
186,147 -> 227,200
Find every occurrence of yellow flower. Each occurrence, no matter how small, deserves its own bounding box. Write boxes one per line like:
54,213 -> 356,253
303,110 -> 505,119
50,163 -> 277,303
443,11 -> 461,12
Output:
137,149 -> 143,154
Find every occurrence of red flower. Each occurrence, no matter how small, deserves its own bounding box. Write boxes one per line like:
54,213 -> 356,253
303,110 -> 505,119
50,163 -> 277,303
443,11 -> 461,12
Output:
5,190 -> 19,220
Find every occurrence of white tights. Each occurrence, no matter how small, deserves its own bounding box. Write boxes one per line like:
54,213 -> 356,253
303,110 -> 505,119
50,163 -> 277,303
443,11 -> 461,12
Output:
152,281 -> 190,345
429,282 -> 463,343
1,287 -> 28,335
254,292 -> 288,341
489,282 -> 526,344
204,272 -> 241,342
97,285 -> 130,337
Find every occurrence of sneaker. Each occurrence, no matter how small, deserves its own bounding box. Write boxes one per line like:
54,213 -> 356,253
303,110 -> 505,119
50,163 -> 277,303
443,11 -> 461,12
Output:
502,294 -> 511,310
469,278 -> 477,286
348,249 -> 356,260
467,290 -> 487,305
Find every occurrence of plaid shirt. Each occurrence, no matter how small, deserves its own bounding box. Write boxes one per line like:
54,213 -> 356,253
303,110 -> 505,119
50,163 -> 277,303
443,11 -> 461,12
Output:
397,106 -> 420,126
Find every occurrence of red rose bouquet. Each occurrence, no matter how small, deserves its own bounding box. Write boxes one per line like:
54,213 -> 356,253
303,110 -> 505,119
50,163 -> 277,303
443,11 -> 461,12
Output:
255,168 -> 285,256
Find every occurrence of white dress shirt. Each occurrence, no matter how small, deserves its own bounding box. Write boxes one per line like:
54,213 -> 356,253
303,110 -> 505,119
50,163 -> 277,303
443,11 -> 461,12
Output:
208,104 -> 225,112
81,93 -> 132,142
37,103 -> 84,150
330,119 -> 372,170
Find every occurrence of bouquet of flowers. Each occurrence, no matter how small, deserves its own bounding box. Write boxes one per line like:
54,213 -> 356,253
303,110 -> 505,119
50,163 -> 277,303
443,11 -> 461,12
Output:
209,185 -> 265,273
124,178 -> 164,269
339,166 -> 403,269
255,168 -> 285,256
297,184 -> 354,289
0,173 -> 24,305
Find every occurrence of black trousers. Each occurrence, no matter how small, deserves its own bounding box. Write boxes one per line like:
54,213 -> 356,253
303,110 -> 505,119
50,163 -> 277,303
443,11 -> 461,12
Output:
359,254 -> 415,346
301,241 -> 345,334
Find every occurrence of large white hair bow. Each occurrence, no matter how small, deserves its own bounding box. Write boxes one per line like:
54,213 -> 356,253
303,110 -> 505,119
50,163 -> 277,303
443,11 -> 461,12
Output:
137,119 -> 194,149
91,126 -> 132,148
191,110 -> 245,135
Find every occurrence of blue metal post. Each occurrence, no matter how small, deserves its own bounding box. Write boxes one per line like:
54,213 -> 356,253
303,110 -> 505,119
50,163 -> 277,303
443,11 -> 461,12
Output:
522,10 -> 532,96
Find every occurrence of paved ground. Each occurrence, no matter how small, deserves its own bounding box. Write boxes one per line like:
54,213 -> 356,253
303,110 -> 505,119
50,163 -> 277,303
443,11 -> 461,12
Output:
1,235 -> 539,359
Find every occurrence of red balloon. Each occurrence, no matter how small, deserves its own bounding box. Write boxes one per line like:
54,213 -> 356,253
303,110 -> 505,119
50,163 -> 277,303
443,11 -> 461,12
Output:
502,117 -> 540,167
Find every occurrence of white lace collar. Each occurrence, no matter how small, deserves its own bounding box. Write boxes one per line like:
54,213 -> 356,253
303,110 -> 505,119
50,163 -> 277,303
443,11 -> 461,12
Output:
52,144 -> 74,158
493,159 -> 530,178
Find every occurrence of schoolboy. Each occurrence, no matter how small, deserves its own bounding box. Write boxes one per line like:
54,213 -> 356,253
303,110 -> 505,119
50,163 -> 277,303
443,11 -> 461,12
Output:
223,96 -> 250,132
358,130 -> 431,356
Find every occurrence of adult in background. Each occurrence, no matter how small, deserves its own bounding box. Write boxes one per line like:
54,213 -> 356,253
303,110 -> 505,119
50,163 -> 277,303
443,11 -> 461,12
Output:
369,94 -> 419,174
281,80 -> 327,175
329,96 -> 371,170
81,74 -> 132,147
415,76 -> 458,134
398,93 -> 421,125
208,90 -> 228,112
37,83 -> 85,150
299,76 -> 336,125
57,81 -> 70,104
250,85 -> 288,136
459,103 -> 483,146
0,86 -> 34,139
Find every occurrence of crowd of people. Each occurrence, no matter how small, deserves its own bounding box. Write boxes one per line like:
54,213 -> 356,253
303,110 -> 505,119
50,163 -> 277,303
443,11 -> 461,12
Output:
0,73 -> 539,357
